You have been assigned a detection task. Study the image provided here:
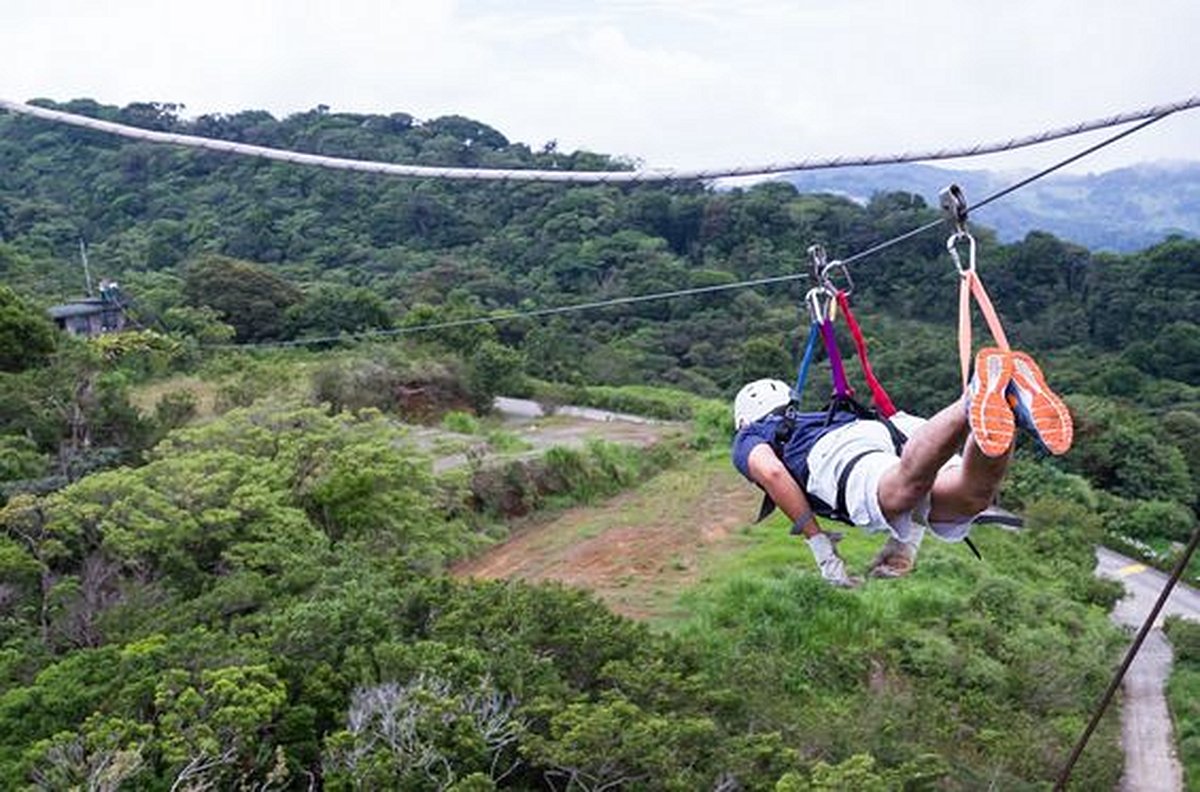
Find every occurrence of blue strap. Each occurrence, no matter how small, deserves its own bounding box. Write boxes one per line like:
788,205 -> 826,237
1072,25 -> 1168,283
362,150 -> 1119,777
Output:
793,321 -> 819,402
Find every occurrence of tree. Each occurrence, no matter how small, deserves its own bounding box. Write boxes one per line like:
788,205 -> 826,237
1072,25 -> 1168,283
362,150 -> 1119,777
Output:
323,674 -> 523,789
737,338 -> 791,385
182,254 -> 302,342
286,283 -> 393,339
1125,321 -> 1200,386
0,285 -> 57,373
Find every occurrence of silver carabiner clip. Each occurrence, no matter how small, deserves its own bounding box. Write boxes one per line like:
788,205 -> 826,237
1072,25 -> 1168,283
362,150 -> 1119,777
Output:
807,244 -> 828,284
821,259 -> 854,297
805,286 -> 827,324
946,230 -> 976,275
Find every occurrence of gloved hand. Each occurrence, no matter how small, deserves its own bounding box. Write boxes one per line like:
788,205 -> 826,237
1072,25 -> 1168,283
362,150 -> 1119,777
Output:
806,532 -> 861,588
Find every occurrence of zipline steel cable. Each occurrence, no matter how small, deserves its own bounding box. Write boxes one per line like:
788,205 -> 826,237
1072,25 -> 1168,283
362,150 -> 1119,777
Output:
203,107 -> 1178,350
1,95 -> 1198,183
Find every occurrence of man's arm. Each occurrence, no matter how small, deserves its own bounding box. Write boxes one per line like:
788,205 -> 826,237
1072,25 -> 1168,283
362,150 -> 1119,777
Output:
745,444 -> 819,537
745,444 -> 859,587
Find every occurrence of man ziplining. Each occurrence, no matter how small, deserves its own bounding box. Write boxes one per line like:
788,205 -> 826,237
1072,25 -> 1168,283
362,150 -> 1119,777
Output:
731,346 -> 1073,587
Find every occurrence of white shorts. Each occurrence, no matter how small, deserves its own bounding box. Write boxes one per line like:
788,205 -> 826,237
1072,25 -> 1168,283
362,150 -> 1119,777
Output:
805,412 -> 975,542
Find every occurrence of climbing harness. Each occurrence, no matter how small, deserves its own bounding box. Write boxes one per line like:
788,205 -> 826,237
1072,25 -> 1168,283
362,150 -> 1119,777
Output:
756,246 -> 908,529
756,195 -> 1021,555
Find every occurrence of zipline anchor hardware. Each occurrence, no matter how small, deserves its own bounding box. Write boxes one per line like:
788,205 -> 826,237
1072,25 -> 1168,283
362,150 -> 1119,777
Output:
940,184 -> 976,275
939,183 -> 970,231
806,244 -> 854,296
807,244 -> 829,283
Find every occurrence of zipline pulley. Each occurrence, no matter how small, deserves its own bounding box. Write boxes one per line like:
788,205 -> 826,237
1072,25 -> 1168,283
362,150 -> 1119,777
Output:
940,183 -> 977,275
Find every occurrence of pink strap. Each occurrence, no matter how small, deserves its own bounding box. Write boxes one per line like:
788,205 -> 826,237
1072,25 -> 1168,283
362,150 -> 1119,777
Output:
959,270 -> 1011,389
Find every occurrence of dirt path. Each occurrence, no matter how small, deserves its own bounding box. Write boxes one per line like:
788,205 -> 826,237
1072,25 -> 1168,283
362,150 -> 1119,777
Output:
452,458 -> 761,621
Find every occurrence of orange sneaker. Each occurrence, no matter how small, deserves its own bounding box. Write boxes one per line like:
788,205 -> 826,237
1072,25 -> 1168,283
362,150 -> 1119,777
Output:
1007,350 -> 1073,455
967,347 -> 1015,457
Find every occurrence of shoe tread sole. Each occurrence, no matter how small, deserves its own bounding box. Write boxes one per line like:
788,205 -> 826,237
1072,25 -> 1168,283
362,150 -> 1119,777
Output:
970,348 -> 1015,457
1009,351 -> 1073,455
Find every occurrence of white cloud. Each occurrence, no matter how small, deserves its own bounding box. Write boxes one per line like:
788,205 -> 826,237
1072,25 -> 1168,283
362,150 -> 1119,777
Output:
4,0 -> 1199,173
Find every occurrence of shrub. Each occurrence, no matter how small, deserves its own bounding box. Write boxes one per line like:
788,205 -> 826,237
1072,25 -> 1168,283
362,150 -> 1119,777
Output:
153,389 -> 198,433
1167,616 -> 1200,664
441,410 -> 482,435
691,401 -> 732,451
1114,499 -> 1195,543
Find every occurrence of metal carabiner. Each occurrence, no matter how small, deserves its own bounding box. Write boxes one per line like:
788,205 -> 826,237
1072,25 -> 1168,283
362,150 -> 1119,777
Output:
807,244 -> 828,284
804,286 -> 827,324
820,259 -> 854,297
946,230 -> 977,275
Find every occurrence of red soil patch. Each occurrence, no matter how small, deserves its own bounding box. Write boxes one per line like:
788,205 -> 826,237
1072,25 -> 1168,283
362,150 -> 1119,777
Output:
452,461 -> 762,620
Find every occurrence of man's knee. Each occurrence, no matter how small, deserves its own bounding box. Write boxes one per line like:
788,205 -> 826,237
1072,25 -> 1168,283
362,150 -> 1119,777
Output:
878,467 -> 932,516
958,480 -> 1001,516
931,476 -> 1000,522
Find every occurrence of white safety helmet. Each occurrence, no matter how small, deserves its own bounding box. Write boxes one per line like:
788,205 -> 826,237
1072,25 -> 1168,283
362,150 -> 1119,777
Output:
733,378 -> 792,430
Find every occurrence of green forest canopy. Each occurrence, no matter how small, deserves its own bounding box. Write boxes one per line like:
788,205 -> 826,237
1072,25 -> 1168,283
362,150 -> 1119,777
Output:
0,98 -> 1197,789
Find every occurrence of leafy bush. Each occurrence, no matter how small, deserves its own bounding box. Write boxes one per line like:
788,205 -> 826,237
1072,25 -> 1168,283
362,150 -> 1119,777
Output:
471,440 -> 678,518
310,354 -> 472,420
0,435 -> 49,484
1114,499 -> 1195,543
691,400 -> 732,451
152,389 -> 198,432
442,410 -> 482,435
1001,457 -> 1097,511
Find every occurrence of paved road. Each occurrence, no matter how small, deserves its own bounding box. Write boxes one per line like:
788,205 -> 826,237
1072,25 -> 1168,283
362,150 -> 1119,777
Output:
494,396 -> 659,424
420,397 -> 674,474
1095,547 -> 1200,792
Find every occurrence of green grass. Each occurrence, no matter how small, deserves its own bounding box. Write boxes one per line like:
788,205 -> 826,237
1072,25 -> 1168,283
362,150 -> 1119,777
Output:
1168,665 -> 1200,791
657,490 -> 1126,789
1166,617 -> 1200,790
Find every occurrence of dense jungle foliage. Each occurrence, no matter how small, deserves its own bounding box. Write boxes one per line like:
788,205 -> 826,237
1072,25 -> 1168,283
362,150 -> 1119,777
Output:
0,99 -> 1196,788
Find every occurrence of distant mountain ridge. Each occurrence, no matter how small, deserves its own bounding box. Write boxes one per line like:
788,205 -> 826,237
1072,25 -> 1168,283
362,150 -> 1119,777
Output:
762,161 -> 1200,253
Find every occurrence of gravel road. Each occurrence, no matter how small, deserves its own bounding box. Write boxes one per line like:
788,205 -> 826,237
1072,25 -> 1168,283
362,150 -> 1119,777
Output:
1095,547 -> 1200,791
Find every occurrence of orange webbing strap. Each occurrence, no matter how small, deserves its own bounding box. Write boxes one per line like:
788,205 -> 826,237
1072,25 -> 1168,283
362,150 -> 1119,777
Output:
835,290 -> 897,418
958,269 -> 1011,389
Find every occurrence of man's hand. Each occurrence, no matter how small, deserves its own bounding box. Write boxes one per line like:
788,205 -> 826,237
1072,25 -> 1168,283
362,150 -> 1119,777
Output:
806,532 -> 862,588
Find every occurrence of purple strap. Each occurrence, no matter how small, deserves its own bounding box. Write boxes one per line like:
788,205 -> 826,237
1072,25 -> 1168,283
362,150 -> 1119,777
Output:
819,318 -> 852,398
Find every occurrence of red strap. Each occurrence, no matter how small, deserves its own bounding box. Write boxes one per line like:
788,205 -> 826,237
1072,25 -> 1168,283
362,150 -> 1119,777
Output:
836,290 -> 897,417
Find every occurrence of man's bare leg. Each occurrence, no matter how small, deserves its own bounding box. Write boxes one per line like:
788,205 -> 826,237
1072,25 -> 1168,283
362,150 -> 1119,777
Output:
877,401 -> 1010,525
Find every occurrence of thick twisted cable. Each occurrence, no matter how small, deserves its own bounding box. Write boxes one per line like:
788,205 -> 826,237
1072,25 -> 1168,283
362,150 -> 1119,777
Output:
2,96 -> 1198,182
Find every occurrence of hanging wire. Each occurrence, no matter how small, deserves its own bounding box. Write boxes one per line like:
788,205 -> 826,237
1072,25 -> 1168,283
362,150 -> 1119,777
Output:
2,95 -> 1198,183
210,103 -> 1175,350
208,270 -> 817,349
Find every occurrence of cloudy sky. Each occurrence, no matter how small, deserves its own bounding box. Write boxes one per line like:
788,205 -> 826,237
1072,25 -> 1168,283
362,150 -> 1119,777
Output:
6,0 -> 1199,175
